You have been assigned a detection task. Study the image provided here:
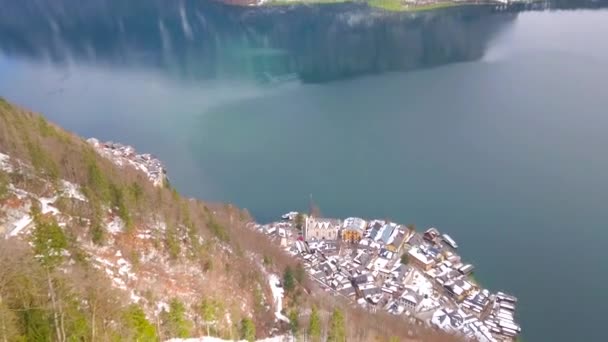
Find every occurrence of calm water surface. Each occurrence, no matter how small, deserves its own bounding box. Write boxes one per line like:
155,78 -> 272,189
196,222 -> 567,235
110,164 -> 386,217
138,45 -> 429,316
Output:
1,1 -> 608,341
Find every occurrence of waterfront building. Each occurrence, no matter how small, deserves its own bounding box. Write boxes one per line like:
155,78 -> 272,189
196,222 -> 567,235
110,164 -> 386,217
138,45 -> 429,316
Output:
341,217 -> 367,242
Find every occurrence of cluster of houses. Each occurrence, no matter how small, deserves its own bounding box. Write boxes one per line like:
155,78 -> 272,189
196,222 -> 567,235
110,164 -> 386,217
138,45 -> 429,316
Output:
87,138 -> 167,187
254,213 -> 521,342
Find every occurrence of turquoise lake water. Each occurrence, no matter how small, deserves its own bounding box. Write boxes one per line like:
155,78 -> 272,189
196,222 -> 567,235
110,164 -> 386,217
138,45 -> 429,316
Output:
1,1 -> 608,340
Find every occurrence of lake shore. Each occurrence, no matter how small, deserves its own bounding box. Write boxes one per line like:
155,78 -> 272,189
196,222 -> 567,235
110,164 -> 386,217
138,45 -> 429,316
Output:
225,0 -> 524,12
253,213 -> 521,341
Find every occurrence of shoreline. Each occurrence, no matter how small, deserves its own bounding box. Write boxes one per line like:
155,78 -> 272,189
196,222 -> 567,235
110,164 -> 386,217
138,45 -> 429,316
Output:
253,213 -> 521,341
240,0 -> 527,13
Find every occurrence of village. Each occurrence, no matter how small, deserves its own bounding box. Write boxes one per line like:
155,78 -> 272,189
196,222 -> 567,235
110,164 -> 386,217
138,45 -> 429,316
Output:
252,212 -> 521,342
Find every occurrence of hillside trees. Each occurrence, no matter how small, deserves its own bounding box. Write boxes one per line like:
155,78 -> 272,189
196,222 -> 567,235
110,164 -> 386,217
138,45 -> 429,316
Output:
31,211 -> 69,342
0,99 -> 457,342
240,317 -> 256,342
123,304 -> 157,341
327,308 -> 346,342
308,306 -> 322,342
198,298 -> 222,336
165,224 -> 181,260
288,308 -> 299,335
0,171 -> 8,200
0,297 -> 19,342
283,266 -> 295,294
161,298 -> 192,339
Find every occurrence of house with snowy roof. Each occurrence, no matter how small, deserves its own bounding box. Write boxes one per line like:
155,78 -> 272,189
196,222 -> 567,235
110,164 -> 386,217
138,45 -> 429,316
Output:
341,217 -> 367,242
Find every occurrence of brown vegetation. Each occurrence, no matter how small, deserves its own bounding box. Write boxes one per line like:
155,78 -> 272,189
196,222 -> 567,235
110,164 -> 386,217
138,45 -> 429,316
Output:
0,97 -> 458,341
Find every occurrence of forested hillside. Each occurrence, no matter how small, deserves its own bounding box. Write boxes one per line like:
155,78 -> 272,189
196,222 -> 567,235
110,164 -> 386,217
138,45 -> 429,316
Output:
0,97 -> 452,341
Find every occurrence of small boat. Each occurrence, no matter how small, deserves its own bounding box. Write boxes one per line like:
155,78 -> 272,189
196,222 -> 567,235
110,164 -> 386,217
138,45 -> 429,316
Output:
281,211 -> 298,220
442,234 -> 458,249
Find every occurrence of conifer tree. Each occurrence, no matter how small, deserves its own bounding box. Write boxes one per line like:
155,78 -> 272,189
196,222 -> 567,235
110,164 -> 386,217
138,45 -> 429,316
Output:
308,306 -> 321,342
327,308 -> 346,342
240,318 -> 255,342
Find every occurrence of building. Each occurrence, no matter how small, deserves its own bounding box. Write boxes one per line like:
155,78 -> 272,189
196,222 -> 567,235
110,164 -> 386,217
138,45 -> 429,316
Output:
444,279 -> 475,302
304,216 -> 341,241
459,264 -> 474,275
386,227 -> 408,252
399,291 -> 420,311
408,246 -> 436,271
341,217 -> 367,242
423,227 -> 440,243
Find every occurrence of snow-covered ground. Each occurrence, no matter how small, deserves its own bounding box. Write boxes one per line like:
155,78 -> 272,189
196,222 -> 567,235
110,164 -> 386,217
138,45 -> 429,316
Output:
61,180 -> 86,201
4,186 -> 59,238
0,152 -> 13,172
107,216 -> 125,234
7,214 -> 33,237
40,196 -> 59,215
268,274 -> 289,323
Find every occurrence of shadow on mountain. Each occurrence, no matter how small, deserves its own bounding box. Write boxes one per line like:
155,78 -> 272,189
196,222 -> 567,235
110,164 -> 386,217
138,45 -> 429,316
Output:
0,0 -> 605,83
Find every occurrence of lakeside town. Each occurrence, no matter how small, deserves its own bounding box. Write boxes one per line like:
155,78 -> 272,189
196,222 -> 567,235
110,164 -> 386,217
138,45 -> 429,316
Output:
252,212 -> 521,342
4,137 -> 521,341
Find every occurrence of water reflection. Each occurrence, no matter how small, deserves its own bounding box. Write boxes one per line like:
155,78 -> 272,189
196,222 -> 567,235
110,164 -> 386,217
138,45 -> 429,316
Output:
0,0 -> 528,83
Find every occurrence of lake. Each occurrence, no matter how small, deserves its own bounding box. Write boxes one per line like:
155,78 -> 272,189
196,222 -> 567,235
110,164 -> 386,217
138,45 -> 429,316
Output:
1,0 -> 608,340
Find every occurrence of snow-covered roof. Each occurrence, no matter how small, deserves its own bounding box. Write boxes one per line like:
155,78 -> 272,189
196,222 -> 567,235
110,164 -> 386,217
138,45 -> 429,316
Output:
342,217 -> 367,231
408,246 -> 433,265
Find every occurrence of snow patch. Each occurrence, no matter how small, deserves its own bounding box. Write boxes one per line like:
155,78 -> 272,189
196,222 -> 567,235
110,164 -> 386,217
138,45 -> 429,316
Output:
39,196 -> 59,215
130,290 -> 142,303
60,180 -> 86,201
137,229 -> 153,240
268,274 -> 289,323
107,216 -> 125,234
117,257 -> 137,280
7,214 -> 33,237
0,152 -> 13,172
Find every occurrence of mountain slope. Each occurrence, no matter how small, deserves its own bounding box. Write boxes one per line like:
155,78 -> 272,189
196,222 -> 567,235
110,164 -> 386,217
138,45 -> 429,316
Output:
0,97 -> 451,341
0,97 -> 282,341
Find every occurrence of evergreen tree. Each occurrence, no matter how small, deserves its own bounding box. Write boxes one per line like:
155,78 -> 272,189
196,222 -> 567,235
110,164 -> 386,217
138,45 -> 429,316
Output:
240,318 -> 256,342
123,305 -> 157,342
327,308 -> 346,342
86,160 -> 108,201
308,306 -> 321,342
31,216 -> 67,269
109,183 -> 131,229
0,171 -> 8,200
283,266 -> 295,293
21,307 -> 51,342
199,298 -> 218,336
165,225 -> 181,260
129,181 -> 144,205
162,298 -> 191,338
400,253 -> 408,265
288,309 -> 299,334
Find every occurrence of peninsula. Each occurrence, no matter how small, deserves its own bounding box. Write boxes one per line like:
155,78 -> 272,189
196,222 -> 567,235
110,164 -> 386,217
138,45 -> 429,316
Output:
254,213 -> 521,341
